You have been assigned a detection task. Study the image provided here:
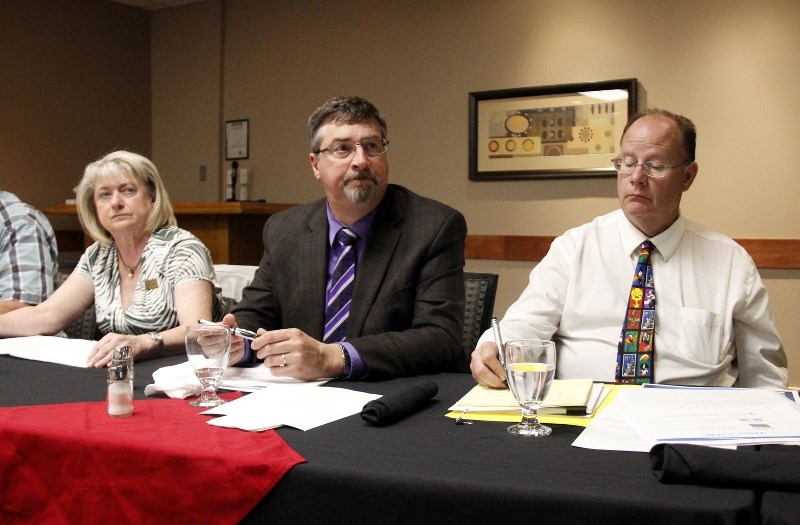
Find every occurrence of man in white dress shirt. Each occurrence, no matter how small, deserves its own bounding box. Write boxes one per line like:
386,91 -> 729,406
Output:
471,109 -> 787,389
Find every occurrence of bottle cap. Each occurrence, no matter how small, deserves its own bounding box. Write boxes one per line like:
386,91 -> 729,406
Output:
113,345 -> 132,361
107,364 -> 131,382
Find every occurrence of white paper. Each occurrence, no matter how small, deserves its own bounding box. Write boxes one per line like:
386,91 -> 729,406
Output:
617,387 -> 800,447
571,385 -> 800,452
0,335 -> 94,367
202,384 -> 381,431
572,398 -> 654,452
221,364 -> 329,391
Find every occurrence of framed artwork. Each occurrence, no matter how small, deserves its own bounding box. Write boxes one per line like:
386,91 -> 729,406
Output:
225,119 -> 249,160
468,79 -> 638,180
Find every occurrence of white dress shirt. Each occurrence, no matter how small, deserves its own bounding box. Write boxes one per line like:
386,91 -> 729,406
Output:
479,209 -> 787,388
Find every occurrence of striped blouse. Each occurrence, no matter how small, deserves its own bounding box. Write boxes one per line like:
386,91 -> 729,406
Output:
77,227 -> 220,335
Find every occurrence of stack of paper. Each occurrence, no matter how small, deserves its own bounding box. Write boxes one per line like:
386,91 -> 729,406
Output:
202,385 -> 381,431
573,385 -> 800,452
450,379 -> 609,419
0,335 -> 94,367
541,379 -> 603,415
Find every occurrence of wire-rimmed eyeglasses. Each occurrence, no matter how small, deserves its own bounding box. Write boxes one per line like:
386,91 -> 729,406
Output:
318,138 -> 389,159
611,157 -> 690,178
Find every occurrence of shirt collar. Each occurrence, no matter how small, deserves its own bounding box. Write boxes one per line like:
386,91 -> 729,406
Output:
618,211 -> 685,261
326,204 -> 376,246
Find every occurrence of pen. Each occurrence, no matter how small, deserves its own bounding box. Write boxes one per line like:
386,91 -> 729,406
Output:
491,317 -> 509,389
197,318 -> 258,341
491,316 -> 505,366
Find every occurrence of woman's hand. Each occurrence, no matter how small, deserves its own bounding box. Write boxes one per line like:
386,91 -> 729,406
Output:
86,333 -> 154,368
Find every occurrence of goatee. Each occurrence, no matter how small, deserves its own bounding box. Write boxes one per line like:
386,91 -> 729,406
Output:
343,171 -> 380,204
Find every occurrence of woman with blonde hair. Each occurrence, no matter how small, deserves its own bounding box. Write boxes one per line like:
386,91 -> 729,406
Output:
0,151 -> 221,366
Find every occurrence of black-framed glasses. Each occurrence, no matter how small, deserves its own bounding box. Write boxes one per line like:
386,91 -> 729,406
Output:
611,157 -> 690,179
318,138 -> 389,159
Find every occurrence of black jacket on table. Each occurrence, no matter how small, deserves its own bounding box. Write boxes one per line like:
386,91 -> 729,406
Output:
232,184 -> 467,380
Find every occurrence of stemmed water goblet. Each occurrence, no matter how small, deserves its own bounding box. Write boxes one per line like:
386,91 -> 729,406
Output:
503,339 -> 556,437
185,324 -> 231,407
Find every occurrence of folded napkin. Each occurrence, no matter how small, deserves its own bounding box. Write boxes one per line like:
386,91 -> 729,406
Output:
144,361 -> 202,398
145,361 -> 323,399
361,381 -> 438,426
650,443 -> 800,491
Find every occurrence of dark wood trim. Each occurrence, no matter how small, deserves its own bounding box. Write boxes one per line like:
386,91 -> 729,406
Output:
52,229 -> 800,270
466,235 -> 800,270
53,230 -> 85,253
44,201 -> 294,216
46,202 -> 296,266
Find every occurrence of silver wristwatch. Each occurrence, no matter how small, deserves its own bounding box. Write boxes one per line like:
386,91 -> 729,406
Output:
148,332 -> 164,356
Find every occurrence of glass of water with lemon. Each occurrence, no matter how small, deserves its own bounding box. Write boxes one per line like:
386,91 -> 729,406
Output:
503,339 -> 556,437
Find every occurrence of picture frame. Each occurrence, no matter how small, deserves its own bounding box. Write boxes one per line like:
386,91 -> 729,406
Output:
468,79 -> 638,180
225,119 -> 249,160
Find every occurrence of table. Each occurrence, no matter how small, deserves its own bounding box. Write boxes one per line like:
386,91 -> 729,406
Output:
44,201 -> 295,265
0,355 -> 758,525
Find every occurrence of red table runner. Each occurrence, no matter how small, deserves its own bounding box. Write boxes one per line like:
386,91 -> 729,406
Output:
0,394 -> 305,524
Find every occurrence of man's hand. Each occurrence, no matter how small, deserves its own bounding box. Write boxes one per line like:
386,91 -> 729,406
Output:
251,327 -> 344,381
221,313 -> 247,366
470,341 -> 507,388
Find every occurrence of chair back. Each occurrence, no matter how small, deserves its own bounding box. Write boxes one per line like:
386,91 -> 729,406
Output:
213,264 -> 259,316
56,270 -> 98,340
460,272 -> 499,372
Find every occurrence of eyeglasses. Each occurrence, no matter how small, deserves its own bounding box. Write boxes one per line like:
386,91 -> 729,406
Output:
318,138 -> 389,159
611,157 -> 690,178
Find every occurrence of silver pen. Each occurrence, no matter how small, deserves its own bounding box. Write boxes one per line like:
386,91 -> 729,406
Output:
197,318 -> 258,341
491,316 -> 508,388
491,316 -> 505,366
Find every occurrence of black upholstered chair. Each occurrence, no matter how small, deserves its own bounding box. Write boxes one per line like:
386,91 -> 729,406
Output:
55,269 -> 98,340
460,272 -> 499,372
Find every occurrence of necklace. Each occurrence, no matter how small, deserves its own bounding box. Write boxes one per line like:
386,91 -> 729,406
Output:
117,249 -> 142,279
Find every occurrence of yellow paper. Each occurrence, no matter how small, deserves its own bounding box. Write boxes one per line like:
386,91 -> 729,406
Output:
446,383 -> 639,427
452,379 -> 593,410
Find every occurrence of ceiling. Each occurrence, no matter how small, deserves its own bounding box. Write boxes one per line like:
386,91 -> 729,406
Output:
109,0 -> 204,10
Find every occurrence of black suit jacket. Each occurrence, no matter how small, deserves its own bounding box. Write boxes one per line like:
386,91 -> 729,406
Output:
233,184 -> 467,380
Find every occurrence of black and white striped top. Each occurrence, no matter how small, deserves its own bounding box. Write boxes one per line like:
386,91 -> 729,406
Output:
77,227 -> 219,335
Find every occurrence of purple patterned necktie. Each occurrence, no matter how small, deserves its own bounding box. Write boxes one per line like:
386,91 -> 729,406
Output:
323,228 -> 358,343
616,240 -> 656,384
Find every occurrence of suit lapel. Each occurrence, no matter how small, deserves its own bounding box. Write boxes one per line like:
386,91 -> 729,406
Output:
348,187 -> 403,336
298,203 -> 328,340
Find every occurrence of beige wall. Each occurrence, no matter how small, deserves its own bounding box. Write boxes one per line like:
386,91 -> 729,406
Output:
0,0 -> 151,231
150,0 -> 800,384
151,0 -> 222,201
2,0 -> 798,384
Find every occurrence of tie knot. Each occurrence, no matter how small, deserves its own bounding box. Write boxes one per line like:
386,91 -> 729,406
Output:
637,240 -> 654,265
335,228 -> 358,247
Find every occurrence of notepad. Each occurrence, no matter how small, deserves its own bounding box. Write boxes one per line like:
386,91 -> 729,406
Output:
540,378 -> 594,411
451,378 -> 602,416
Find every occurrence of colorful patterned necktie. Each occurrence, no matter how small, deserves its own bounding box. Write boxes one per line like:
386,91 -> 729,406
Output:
323,227 -> 358,343
616,240 -> 656,384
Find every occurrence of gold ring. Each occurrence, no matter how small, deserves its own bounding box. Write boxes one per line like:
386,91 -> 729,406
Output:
281,353 -> 287,367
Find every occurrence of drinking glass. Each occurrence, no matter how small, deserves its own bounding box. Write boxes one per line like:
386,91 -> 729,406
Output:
503,339 -> 556,437
185,324 -> 231,407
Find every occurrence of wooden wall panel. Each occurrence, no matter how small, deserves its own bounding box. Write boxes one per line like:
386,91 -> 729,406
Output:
466,235 -> 800,270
